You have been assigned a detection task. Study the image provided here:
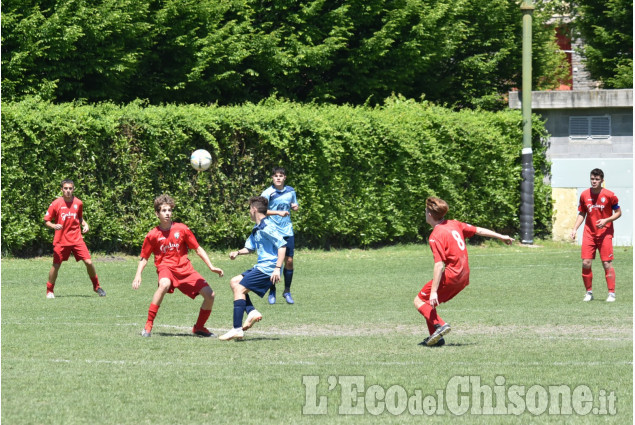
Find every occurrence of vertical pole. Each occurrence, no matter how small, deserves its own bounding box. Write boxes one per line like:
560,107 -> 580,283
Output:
520,1 -> 535,244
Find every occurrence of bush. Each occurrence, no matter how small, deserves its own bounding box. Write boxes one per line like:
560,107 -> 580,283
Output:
1,97 -> 551,255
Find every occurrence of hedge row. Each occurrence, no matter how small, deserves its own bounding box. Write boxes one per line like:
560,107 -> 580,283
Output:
1,97 -> 552,256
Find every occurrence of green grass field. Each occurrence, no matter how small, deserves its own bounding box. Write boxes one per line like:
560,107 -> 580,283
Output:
2,242 -> 632,424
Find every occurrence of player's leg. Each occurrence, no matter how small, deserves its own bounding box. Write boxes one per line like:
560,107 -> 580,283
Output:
581,236 -> 595,301
281,236 -> 295,304
75,242 -> 105,296
142,277 -> 172,337
47,263 -> 62,298
598,236 -> 616,301
219,275 -> 249,340
192,285 -> 215,336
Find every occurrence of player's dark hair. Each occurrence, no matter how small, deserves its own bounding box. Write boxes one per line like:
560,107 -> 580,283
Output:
426,197 -> 449,221
154,194 -> 176,212
61,179 -> 74,188
249,196 -> 269,214
271,167 -> 286,176
590,168 -> 604,179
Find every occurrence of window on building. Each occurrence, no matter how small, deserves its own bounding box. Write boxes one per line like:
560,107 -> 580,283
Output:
569,116 -> 611,140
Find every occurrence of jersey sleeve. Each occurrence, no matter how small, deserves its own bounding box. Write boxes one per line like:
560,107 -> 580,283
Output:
610,193 -> 620,210
291,189 -> 298,206
140,233 -> 154,259
429,236 -> 446,263
183,226 -> 200,250
577,193 -> 587,214
245,234 -> 256,251
461,222 -> 477,239
43,201 -> 57,222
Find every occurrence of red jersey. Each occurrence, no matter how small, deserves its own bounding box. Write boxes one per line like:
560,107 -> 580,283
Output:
140,222 -> 200,274
43,197 -> 84,246
578,188 -> 619,237
428,220 -> 477,284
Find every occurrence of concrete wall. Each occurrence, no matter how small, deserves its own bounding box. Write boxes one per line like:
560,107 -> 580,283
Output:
509,89 -> 633,246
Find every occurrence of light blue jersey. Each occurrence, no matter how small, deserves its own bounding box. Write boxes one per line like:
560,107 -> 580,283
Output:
261,185 -> 298,237
245,218 -> 287,276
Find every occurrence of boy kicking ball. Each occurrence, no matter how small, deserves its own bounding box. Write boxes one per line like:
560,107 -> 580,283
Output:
219,196 -> 287,341
132,195 -> 224,337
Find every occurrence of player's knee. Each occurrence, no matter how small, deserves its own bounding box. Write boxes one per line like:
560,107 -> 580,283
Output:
83,259 -> 93,266
285,257 -> 294,269
414,296 -> 423,308
582,259 -> 593,268
602,261 -> 612,270
230,276 -> 242,288
158,278 -> 171,291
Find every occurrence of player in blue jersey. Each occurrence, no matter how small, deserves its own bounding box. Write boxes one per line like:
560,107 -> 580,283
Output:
261,167 -> 299,304
219,196 -> 287,341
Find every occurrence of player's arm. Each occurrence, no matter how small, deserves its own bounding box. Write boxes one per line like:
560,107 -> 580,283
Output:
267,209 -> 290,217
195,245 -> 224,277
45,220 -> 62,231
428,261 -> 445,307
270,246 -> 287,284
571,213 -> 585,240
229,247 -> 253,260
81,218 -> 89,234
596,207 -> 621,229
474,227 -> 514,245
132,257 -> 149,289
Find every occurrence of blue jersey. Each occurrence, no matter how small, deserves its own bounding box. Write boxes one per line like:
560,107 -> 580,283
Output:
245,218 -> 287,276
261,185 -> 298,237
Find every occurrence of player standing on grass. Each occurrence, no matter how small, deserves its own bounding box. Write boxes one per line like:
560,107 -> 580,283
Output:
415,197 -> 514,347
261,167 -> 299,305
570,168 -> 621,302
219,196 -> 287,341
44,179 -> 106,298
132,195 -> 224,337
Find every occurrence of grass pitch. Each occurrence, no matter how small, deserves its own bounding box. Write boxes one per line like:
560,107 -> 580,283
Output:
2,242 -> 632,424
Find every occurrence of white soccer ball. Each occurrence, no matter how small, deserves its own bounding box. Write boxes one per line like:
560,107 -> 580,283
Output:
190,149 -> 212,171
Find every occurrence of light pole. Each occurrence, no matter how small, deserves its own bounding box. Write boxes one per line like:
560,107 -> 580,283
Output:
520,0 -> 535,244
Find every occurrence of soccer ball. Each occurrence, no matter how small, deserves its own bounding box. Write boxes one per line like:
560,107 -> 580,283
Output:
190,149 -> 212,171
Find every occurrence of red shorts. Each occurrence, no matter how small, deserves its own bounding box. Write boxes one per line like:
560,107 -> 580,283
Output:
581,234 -> 614,262
157,266 -> 209,299
53,242 -> 91,264
418,274 -> 469,304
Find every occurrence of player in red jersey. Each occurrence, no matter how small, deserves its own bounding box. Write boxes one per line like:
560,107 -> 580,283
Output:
571,168 -> 621,302
415,197 -> 514,347
132,194 -> 224,337
43,179 -> 105,298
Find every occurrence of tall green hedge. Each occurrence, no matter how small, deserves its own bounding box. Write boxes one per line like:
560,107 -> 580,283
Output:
1,97 -> 551,256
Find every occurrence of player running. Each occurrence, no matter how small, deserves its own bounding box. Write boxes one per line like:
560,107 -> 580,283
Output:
415,197 -> 514,347
44,179 -> 106,298
219,196 -> 287,341
132,195 -> 224,337
261,167 -> 299,305
571,168 -> 621,302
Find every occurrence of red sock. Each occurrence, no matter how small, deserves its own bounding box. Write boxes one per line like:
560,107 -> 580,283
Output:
90,276 -> 100,290
417,303 -> 445,335
605,268 -> 616,293
582,267 -> 593,292
146,303 -> 160,331
195,309 -> 212,329
46,282 -> 55,293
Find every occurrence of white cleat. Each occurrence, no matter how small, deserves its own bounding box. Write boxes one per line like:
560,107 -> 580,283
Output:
242,310 -> 263,331
46,292 -> 55,299
219,327 -> 244,341
606,293 -> 616,302
583,291 -> 593,302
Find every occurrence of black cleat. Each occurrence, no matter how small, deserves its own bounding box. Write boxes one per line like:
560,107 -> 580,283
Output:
419,336 -> 446,347
95,287 -> 106,297
426,323 -> 451,346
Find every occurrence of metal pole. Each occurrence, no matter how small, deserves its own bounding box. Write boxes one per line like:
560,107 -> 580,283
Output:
520,0 -> 535,244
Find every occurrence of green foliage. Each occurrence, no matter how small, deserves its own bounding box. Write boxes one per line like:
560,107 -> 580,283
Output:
1,98 -> 551,255
574,0 -> 633,88
2,0 -> 568,108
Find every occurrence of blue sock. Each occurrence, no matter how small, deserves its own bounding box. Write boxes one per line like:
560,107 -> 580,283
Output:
233,299 -> 247,329
245,294 -> 255,314
283,268 -> 294,293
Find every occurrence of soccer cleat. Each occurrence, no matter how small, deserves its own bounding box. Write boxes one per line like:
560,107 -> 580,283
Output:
606,292 -> 616,302
419,337 -> 445,347
583,291 -> 593,302
268,289 -> 276,305
427,323 -> 451,346
46,291 -> 55,299
95,287 -> 106,297
141,329 -> 152,337
242,310 -> 263,330
219,327 -> 244,341
192,326 -> 214,337
283,292 -> 294,304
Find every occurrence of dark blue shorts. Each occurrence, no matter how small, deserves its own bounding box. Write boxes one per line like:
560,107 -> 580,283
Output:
240,268 -> 274,297
284,236 -> 295,258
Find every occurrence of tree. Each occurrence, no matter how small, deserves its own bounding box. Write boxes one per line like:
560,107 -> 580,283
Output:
574,0 -> 633,88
